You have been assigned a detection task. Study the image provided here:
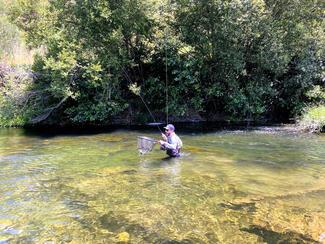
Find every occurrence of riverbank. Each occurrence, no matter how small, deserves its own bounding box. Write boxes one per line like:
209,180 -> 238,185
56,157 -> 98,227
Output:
297,105 -> 325,133
0,65 -> 323,133
1,106 -> 323,133
1,61 -> 323,133
1,109 -> 323,134
4,122 -> 314,138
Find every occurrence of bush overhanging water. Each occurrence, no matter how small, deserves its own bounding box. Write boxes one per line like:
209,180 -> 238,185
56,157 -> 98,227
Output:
0,0 -> 324,127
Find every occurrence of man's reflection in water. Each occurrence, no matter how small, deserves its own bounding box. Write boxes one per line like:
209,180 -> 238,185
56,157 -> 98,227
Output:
138,156 -> 182,188
139,156 -> 183,206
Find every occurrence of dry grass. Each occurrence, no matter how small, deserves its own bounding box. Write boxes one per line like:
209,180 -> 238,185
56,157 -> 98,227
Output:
1,42 -> 35,66
298,105 -> 325,133
0,0 -> 38,66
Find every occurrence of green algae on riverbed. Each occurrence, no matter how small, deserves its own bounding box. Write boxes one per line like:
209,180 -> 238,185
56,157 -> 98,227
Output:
0,128 -> 325,243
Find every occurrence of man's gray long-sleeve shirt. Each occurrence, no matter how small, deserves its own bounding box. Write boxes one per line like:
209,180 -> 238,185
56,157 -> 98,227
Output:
164,133 -> 182,151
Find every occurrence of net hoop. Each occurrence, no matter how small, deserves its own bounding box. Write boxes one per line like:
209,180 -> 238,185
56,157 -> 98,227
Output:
137,136 -> 156,154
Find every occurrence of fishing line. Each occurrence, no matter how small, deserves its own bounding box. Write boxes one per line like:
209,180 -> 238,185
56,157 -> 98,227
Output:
120,0 -> 175,133
138,95 -> 163,134
164,0 -> 170,125
122,68 -> 163,134
165,22 -> 169,125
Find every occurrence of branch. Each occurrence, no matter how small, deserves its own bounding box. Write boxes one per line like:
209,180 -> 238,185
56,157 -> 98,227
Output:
30,97 -> 68,124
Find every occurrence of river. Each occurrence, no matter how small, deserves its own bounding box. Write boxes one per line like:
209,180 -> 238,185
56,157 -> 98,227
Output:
0,127 -> 324,243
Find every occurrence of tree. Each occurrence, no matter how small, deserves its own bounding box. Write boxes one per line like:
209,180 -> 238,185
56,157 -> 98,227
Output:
5,0 -> 324,125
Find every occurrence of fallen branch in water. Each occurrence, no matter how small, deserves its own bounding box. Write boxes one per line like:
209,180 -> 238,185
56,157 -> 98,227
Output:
30,96 -> 68,124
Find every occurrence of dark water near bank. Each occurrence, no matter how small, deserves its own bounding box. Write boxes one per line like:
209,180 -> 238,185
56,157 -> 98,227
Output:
0,127 -> 325,243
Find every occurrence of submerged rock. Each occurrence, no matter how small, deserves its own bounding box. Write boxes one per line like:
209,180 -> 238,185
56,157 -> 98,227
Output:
117,231 -> 130,243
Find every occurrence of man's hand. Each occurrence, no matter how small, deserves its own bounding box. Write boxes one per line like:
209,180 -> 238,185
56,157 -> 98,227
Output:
161,133 -> 167,141
159,140 -> 166,145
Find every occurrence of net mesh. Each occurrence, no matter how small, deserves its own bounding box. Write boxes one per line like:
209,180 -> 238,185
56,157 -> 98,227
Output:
137,136 -> 156,154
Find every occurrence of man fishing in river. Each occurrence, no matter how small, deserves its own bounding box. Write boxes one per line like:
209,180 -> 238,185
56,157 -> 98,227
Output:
159,124 -> 183,157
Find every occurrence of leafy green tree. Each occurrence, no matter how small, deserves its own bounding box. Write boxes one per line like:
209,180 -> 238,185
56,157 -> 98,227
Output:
10,0 -> 158,123
4,0 -> 324,125
173,0 -> 324,119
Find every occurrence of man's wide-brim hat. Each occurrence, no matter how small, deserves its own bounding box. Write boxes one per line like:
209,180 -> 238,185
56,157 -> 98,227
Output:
164,124 -> 175,131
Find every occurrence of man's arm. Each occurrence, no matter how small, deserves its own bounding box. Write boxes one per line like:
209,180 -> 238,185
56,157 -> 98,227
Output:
160,137 -> 177,150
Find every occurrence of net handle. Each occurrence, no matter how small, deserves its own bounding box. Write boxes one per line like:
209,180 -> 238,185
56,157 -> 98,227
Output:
137,136 -> 158,143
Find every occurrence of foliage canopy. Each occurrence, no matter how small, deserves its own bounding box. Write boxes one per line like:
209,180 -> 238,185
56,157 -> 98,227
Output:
2,0 -> 324,125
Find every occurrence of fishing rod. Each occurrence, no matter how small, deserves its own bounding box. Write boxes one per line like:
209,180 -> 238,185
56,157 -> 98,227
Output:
138,94 -> 163,134
123,69 -> 163,134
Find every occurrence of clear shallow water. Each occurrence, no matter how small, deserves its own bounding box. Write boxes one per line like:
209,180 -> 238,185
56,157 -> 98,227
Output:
0,127 -> 325,243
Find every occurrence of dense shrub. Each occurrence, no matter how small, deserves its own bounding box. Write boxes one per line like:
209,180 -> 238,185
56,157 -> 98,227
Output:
1,0 -> 324,125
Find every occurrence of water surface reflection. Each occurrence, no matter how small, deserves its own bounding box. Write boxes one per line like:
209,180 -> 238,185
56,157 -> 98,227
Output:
0,128 -> 324,243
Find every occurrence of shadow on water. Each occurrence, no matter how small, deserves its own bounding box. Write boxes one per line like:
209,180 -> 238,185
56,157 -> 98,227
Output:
15,166 -> 187,243
61,186 -> 192,243
99,212 -> 184,243
219,202 -> 257,212
20,121 -> 290,138
20,126 -> 120,139
240,225 -> 319,244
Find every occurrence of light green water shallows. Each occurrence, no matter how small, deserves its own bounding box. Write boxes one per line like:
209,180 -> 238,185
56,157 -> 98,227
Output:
0,128 -> 325,243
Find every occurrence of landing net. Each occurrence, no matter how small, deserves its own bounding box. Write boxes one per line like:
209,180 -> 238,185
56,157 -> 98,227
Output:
137,136 -> 156,154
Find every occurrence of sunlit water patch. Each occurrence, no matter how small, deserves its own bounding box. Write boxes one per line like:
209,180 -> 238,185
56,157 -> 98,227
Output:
0,128 -> 324,243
